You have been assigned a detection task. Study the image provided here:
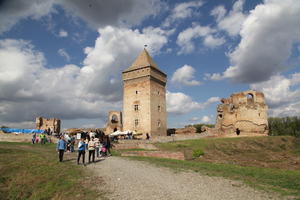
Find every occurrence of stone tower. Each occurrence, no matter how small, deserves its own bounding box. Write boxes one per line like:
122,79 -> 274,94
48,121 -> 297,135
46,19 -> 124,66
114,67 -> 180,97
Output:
122,49 -> 167,137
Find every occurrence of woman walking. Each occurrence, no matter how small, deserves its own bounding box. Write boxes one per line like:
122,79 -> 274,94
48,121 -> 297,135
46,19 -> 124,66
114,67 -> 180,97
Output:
88,136 -> 96,163
56,136 -> 67,162
77,138 -> 86,165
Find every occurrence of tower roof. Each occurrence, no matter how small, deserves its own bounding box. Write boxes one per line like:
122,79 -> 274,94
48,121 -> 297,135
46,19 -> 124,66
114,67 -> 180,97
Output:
124,49 -> 162,73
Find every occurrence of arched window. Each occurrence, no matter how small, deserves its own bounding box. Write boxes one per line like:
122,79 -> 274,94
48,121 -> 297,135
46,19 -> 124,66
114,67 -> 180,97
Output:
246,93 -> 254,104
111,115 -> 118,123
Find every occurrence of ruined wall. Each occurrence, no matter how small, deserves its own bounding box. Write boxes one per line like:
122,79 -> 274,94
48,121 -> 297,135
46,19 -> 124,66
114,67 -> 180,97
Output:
105,111 -> 123,134
36,117 -> 61,133
215,90 -> 268,136
175,126 -> 196,135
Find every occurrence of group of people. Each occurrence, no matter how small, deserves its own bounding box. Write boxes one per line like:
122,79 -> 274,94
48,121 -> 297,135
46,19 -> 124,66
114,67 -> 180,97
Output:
56,133 -> 112,165
32,133 -> 50,144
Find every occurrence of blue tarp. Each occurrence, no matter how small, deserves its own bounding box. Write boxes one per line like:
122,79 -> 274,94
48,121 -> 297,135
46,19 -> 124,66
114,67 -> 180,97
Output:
0,128 -> 44,134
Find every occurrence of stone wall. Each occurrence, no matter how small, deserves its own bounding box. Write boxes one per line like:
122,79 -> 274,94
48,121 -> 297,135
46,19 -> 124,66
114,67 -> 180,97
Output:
122,49 -> 167,138
175,126 -> 196,135
36,117 -> 61,133
105,111 -> 123,134
215,90 -> 268,136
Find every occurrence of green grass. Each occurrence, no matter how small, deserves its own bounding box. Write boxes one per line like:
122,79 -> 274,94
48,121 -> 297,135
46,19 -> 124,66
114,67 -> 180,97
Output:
0,142 -> 103,200
155,136 -> 300,169
129,156 -> 300,197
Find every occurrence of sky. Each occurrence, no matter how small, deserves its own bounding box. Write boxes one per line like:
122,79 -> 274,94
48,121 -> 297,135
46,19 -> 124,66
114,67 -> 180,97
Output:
0,0 -> 300,130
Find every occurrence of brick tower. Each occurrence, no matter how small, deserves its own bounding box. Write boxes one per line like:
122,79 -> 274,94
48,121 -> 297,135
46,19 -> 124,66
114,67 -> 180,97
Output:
122,49 -> 167,137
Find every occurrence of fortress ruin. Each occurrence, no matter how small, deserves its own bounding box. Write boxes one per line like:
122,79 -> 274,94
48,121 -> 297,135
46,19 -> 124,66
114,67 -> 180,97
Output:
105,111 -> 123,134
36,117 -> 61,133
215,90 -> 268,137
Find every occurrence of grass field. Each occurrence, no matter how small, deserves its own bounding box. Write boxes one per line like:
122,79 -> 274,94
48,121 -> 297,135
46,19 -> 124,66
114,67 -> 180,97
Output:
0,142 -> 102,200
156,136 -> 300,170
121,136 -> 300,198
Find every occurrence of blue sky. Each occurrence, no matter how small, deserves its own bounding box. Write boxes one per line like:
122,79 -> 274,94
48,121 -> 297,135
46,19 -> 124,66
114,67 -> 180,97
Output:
0,0 -> 300,130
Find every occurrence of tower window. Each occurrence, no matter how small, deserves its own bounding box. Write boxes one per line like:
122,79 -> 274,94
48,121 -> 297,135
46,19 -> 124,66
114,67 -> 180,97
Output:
157,120 -> 161,127
157,91 -> 160,95
135,119 -> 139,127
158,105 -> 161,112
136,91 -> 138,94
134,105 -> 139,111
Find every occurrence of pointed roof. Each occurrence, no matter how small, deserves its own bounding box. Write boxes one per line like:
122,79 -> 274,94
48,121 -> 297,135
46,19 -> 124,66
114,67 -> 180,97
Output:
124,49 -> 162,73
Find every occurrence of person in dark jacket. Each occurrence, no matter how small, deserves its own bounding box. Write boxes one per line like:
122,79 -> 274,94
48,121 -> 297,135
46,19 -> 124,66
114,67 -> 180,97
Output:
56,136 -> 67,162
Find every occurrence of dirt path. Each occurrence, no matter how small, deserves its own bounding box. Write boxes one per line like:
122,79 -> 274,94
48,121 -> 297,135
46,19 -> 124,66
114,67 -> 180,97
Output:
86,157 -> 281,200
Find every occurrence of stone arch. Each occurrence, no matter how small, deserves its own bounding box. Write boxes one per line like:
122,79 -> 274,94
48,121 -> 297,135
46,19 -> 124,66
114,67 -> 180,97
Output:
111,114 -> 118,123
246,93 -> 254,104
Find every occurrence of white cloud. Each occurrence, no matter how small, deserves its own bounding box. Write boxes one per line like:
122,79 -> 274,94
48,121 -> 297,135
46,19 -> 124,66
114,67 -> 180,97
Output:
0,26 -> 169,125
163,1 -> 204,27
58,48 -> 71,61
250,73 -> 300,116
210,0 -> 300,83
201,115 -> 211,123
252,74 -> 300,107
204,73 -> 224,81
171,65 -> 201,86
212,0 -> 247,36
166,91 -> 220,114
58,29 -> 68,37
177,24 -> 225,54
210,5 -> 226,22
203,35 -> 225,48
0,0 -> 162,35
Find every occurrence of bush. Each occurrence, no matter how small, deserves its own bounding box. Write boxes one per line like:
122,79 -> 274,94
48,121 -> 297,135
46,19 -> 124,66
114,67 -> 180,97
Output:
268,117 -> 300,137
193,149 -> 204,158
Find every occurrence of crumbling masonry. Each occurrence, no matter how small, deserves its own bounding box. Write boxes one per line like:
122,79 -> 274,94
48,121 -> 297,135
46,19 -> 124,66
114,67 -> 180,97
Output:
215,90 -> 268,136
36,117 -> 61,133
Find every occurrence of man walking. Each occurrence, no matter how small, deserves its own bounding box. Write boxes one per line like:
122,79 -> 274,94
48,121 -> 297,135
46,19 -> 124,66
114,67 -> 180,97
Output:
57,136 -> 67,162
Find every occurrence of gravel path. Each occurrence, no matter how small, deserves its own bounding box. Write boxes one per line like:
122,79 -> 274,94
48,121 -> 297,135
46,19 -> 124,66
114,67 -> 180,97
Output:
87,157 -> 280,200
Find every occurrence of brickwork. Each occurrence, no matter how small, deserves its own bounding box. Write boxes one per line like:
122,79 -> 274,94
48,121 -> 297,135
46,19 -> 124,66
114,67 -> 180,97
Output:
122,49 -> 167,138
105,111 -> 123,134
36,117 -> 60,133
215,90 -> 268,136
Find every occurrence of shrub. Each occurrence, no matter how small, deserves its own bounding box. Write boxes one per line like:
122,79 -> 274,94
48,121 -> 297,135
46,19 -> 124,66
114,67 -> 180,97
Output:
193,149 -> 204,158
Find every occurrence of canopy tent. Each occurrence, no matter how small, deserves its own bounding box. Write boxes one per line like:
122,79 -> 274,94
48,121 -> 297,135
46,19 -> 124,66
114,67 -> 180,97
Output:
109,130 -> 142,137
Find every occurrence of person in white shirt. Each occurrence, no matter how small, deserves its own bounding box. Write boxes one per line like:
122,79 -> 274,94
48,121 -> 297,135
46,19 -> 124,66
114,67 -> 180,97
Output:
88,137 -> 96,163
